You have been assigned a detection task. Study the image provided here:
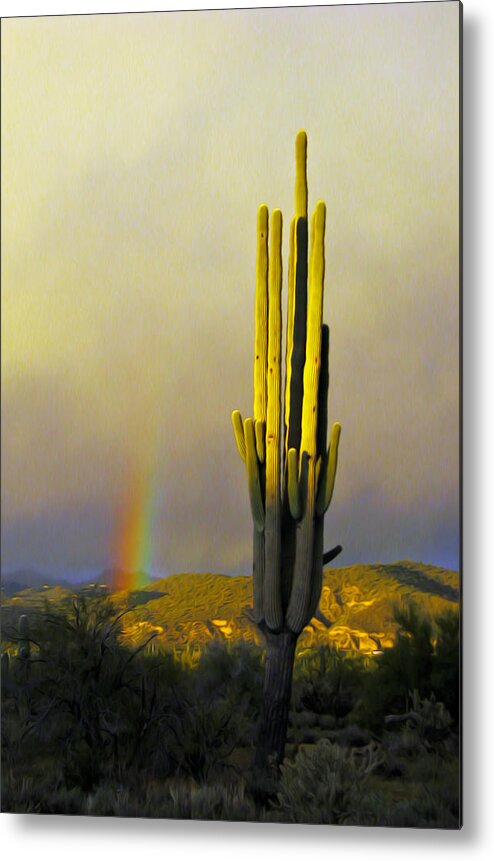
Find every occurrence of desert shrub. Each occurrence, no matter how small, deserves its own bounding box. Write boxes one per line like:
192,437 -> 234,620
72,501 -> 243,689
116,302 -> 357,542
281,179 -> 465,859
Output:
357,602 -> 459,731
161,692 -> 241,781
2,597 -> 265,808
287,715 -> 369,747
194,640 -> 263,744
384,726 -> 426,760
431,610 -> 460,722
352,783 -> 460,829
330,723 -> 373,747
166,779 -> 258,821
196,640 -> 263,698
373,602 -> 433,714
82,777 -> 259,820
1,596 -> 197,793
271,738 -> 384,824
405,748 -> 459,786
290,709 -> 319,728
409,691 -> 454,744
0,770 -> 86,815
292,646 -> 364,720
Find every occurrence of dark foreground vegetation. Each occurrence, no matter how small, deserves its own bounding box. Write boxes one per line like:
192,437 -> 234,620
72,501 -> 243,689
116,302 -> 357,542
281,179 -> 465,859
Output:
1,594 -> 460,827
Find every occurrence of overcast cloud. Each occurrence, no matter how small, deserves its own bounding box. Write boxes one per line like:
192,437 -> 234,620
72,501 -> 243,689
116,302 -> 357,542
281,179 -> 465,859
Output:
1,4 -> 460,578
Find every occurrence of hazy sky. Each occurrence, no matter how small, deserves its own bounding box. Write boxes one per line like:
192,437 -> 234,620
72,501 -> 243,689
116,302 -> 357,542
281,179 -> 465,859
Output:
1,2 -> 461,579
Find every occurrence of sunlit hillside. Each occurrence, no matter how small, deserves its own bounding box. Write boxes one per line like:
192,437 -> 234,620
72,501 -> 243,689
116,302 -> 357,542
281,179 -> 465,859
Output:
2,561 -> 459,659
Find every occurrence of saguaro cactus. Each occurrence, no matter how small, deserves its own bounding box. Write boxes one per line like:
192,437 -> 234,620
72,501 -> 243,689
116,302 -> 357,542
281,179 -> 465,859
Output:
232,131 -> 341,767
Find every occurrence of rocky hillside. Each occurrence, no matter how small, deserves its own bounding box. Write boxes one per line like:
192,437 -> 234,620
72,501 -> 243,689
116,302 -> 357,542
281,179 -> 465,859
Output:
2,561 -> 459,658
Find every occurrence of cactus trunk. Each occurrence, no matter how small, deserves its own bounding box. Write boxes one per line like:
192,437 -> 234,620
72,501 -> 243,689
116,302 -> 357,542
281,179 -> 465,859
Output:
254,630 -> 297,769
232,131 -> 341,770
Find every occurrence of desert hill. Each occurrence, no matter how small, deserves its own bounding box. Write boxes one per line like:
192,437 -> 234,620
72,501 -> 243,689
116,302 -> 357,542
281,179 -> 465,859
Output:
1,561 -> 459,658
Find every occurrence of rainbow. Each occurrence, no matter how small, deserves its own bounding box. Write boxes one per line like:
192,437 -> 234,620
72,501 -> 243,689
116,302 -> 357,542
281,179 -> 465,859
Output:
112,467 -> 155,591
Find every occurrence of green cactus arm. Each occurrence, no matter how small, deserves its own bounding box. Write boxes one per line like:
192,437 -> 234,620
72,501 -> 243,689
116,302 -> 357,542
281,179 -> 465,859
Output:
19,614 -> 29,638
254,204 -> 269,425
244,417 -> 265,532
231,410 -> 246,462
264,208 -> 283,630
316,421 -> 342,515
308,327 -> 331,620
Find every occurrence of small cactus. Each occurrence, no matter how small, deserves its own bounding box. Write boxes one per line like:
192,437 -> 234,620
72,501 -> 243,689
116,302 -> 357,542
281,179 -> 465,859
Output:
18,613 -> 31,661
232,131 -> 341,767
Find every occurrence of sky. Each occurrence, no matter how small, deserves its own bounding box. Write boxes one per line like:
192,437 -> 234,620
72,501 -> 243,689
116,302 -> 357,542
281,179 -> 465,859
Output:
1,2 -> 461,580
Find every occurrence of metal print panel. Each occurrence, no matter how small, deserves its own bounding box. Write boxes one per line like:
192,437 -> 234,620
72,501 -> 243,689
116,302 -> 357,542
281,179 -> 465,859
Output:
1,1 -> 462,827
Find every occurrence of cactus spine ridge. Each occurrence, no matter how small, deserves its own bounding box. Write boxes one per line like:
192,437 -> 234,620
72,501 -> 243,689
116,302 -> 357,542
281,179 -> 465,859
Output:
254,204 -> 269,426
295,130 -> 308,218
287,448 -> 301,520
255,419 -> 265,463
284,215 -> 296,463
264,208 -> 283,630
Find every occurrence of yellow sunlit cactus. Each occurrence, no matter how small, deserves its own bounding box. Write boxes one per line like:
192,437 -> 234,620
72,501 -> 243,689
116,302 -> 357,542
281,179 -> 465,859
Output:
231,131 -> 341,768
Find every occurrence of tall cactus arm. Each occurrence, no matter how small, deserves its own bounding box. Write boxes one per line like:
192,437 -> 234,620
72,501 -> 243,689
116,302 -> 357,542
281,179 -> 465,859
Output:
284,214 -> 296,461
286,216 -> 308,455
253,204 -> 269,623
286,201 -> 326,634
309,435 -> 341,621
244,417 -> 265,532
307,325 -> 330,620
264,209 -> 283,631
282,214 -> 308,612
280,135 -> 310,615
295,130 -> 308,219
317,325 -> 330,457
285,130 -> 308,459
254,204 -> 269,430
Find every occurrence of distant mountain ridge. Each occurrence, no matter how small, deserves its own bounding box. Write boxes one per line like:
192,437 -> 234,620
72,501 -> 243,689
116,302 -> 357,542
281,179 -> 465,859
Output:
0,567 -> 158,594
1,568 -> 71,595
1,561 -> 459,658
